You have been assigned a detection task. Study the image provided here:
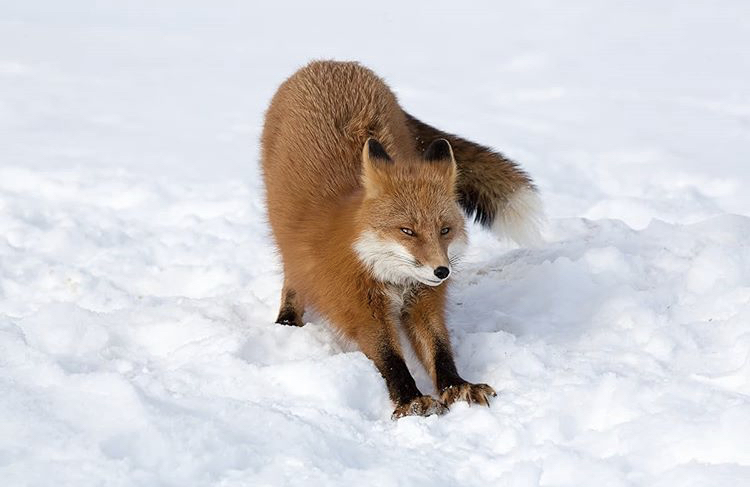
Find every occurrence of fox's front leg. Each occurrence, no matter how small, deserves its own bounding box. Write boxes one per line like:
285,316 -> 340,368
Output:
377,342 -> 448,420
353,312 -> 447,419
402,285 -> 497,408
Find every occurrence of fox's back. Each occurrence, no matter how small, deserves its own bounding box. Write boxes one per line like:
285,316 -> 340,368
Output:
261,61 -> 415,234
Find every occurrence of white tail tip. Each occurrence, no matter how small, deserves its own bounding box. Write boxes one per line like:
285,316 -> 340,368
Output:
491,186 -> 545,246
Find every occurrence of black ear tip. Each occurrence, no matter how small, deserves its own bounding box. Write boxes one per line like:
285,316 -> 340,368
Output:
367,138 -> 392,162
423,138 -> 453,162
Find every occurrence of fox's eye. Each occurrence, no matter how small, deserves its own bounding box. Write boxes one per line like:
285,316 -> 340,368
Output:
440,227 -> 451,235
400,227 -> 415,236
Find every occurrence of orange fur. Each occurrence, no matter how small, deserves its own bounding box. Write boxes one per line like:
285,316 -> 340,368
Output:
261,61 -> 506,417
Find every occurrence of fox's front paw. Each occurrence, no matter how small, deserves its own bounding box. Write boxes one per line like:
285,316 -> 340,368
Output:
391,395 -> 448,420
440,382 -> 497,407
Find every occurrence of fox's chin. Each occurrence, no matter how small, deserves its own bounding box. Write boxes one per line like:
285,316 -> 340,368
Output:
416,276 -> 446,287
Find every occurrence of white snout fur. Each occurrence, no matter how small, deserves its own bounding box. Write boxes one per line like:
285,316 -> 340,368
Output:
354,230 -> 459,286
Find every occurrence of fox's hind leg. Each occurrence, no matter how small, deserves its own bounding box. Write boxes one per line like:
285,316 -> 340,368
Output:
275,283 -> 305,327
401,285 -> 497,408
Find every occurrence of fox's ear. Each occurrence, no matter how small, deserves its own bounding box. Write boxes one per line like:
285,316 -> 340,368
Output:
361,138 -> 392,197
423,138 -> 457,184
364,138 -> 392,164
423,138 -> 454,162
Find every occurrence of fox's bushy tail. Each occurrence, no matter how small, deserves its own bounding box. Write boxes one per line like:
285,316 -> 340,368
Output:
404,112 -> 544,245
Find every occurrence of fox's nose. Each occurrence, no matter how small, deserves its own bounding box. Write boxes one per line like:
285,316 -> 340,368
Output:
434,266 -> 450,280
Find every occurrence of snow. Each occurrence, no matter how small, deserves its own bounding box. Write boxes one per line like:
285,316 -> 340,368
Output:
2,1 -> 750,485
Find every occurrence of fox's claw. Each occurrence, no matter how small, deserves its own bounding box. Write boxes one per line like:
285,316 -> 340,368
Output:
391,395 -> 448,420
440,383 -> 497,407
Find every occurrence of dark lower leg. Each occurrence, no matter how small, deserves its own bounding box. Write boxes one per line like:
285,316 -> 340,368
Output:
275,287 -> 304,327
433,339 -> 496,406
433,339 -> 466,391
377,346 -> 422,405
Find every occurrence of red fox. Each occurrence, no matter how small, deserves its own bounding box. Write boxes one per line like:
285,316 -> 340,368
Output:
261,61 -> 542,419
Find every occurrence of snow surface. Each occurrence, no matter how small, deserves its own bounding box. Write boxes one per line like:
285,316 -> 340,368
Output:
2,1 -> 750,486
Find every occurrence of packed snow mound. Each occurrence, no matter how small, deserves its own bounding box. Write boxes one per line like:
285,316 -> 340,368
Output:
1,166 -> 749,486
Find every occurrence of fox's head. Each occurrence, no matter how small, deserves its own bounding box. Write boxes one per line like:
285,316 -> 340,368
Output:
354,138 -> 467,286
